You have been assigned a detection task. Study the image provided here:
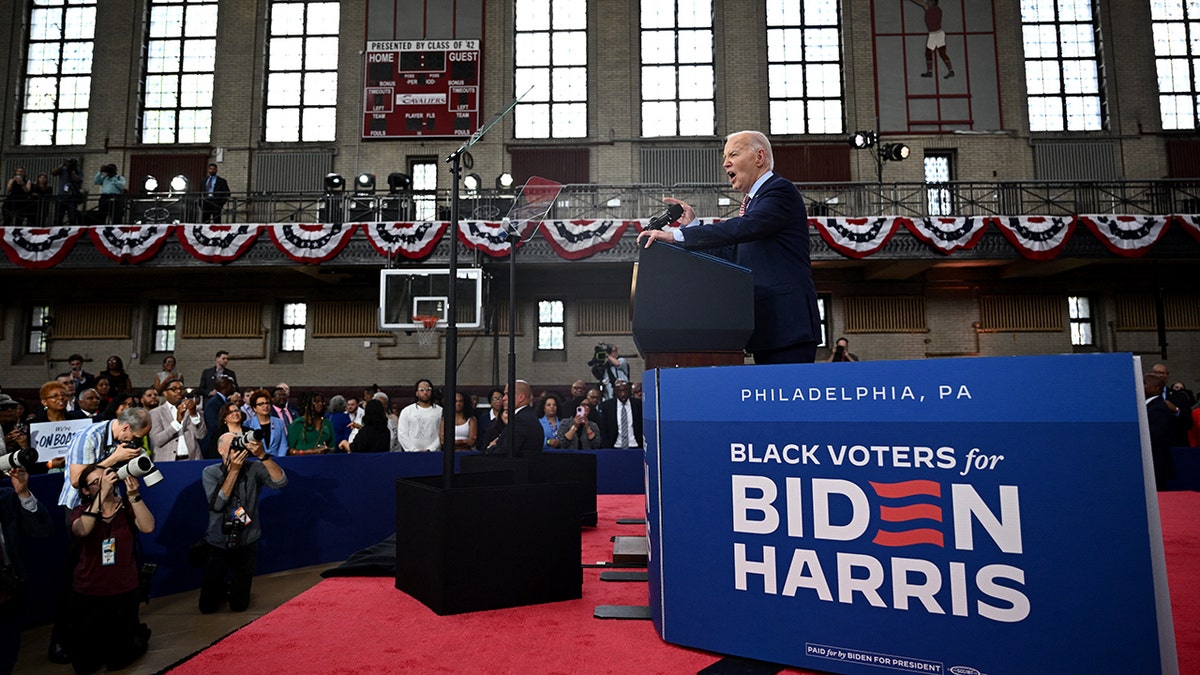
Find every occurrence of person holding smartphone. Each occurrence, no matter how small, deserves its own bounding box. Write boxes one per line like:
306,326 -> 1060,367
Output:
556,399 -> 601,450
3,167 -> 31,226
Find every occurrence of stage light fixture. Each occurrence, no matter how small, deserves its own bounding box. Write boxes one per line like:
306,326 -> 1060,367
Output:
850,131 -> 877,149
324,173 -> 345,193
142,175 -> 159,192
387,172 -> 412,193
496,172 -> 515,190
170,175 -> 189,192
463,173 -> 482,191
880,143 -> 911,162
355,173 -> 376,194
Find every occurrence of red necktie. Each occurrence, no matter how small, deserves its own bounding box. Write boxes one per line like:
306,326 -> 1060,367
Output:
739,195 -> 750,216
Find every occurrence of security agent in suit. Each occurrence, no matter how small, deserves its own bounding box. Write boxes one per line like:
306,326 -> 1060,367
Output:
496,380 -> 544,459
1145,373 -> 1177,490
1,466 -> 53,675
201,163 -> 231,224
599,380 -> 643,449
638,130 -> 821,365
197,350 -> 238,398
149,381 -> 207,461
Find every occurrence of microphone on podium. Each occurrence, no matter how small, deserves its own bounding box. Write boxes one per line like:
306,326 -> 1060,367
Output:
645,202 -> 685,230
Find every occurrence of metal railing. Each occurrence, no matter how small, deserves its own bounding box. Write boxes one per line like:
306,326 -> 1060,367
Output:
4,180 -> 1199,227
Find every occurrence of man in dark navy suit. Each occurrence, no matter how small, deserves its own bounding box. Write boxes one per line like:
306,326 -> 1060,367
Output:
638,130 -> 821,364
496,380 -> 543,459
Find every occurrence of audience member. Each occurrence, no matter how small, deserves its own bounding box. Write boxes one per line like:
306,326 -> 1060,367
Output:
139,388 -> 160,410
599,380 -> 643,449
215,401 -> 246,444
396,380 -> 442,452
101,356 -> 133,398
827,336 -> 860,362
92,163 -> 127,223
326,395 -> 352,448
50,158 -> 84,227
3,166 -> 32,227
1,465 -> 52,675
202,377 -> 236,459
538,392 -> 563,449
1151,362 -> 1194,448
54,373 -> 79,412
199,432 -> 286,614
77,389 -> 102,421
371,391 -> 399,451
287,392 -> 333,455
153,355 -> 183,393
150,382 -> 206,462
585,388 -> 602,425
92,377 -> 113,411
100,393 -> 137,421
68,463 -> 154,673
200,163 -> 231,224
29,381 -> 84,424
339,399 -> 391,453
345,397 -> 364,444
66,354 -> 97,395
1170,381 -> 1196,408
244,389 -> 288,458
270,385 -> 297,428
28,172 -> 53,227
197,351 -> 237,398
442,392 -> 477,451
476,387 -> 504,451
557,398 -> 601,450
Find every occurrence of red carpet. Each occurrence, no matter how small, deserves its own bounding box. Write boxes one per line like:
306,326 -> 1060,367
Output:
171,493 -> 1200,674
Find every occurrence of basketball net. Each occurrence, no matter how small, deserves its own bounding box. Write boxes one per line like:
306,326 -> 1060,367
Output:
412,315 -> 440,348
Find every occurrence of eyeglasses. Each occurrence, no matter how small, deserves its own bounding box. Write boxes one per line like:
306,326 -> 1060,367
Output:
255,400 -> 271,407
165,386 -> 183,392
45,393 -> 68,400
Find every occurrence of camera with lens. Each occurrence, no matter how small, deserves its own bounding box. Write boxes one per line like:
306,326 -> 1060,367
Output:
113,451 -> 164,487
587,343 -> 613,380
137,562 -> 157,604
229,429 -> 264,452
222,504 -> 251,548
0,447 -> 38,473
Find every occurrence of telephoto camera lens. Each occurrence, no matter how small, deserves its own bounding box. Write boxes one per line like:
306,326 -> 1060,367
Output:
0,447 -> 38,472
115,454 -> 165,487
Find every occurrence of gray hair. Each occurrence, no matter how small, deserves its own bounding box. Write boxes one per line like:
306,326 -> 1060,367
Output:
726,130 -> 774,170
117,406 -> 151,434
328,394 -> 347,413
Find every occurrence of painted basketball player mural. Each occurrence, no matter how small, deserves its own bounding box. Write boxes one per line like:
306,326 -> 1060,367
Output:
908,0 -> 955,79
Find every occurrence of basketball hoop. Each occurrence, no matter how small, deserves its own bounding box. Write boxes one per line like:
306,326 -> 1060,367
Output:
412,315 -> 440,347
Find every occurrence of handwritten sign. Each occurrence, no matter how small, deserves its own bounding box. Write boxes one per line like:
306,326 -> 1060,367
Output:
30,418 -> 94,461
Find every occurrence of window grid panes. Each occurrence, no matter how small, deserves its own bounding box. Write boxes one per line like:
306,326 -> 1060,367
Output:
141,0 -> 218,144
20,0 -> 98,146
1021,0 -> 1105,131
410,160 -> 438,221
264,1 -> 340,142
1068,296 -> 1094,346
514,0 -> 588,138
154,303 -> 178,352
281,302 -> 307,351
640,0 -> 715,137
765,0 -> 844,135
924,153 -> 953,216
1151,0 -> 1200,129
29,305 -> 51,354
537,299 -> 565,350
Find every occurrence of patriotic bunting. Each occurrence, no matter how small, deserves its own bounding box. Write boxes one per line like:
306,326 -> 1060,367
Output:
178,224 -> 261,263
540,219 -> 627,260
268,223 -> 358,264
906,217 -> 988,254
813,216 -> 905,259
990,215 -> 1075,260
90,225 -> 175,263
361,221 -> 448,259
1080,214 -> 1169,258
0,213 -> 1194,268
458,220 -> 537,256
0,226 -> 84,269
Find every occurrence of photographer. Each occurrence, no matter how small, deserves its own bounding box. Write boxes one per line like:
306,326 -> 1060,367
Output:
58,407 -> 151,511
1,466 -> 52,675
68,464 -> 154,674
589,344 -> 630,402
826,337 -> 860,363
50,158 -> 84,226
92,164 -> 127,224
199,432 -> 286,614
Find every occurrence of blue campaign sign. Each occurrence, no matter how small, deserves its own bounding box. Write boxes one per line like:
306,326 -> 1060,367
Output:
644,353 -> 1176,675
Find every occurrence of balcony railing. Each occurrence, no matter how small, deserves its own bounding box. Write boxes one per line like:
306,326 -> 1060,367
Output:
3,180 -> 1199,227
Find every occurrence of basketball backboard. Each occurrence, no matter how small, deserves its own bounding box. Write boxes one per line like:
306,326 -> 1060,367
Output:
379,268 -> 484,330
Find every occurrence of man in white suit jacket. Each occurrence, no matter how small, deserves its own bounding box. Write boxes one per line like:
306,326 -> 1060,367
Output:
150,381 -> 207,461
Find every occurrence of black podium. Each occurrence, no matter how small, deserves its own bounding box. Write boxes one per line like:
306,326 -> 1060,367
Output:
631,242 -> 754,369
459,452 -> 598,526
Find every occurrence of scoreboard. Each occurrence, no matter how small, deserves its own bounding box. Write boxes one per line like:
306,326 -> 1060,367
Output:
362,39 -> 480,139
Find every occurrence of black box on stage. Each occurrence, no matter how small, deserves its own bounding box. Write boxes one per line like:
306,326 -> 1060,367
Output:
459,453 -> 598,527
395,472 -> 581,615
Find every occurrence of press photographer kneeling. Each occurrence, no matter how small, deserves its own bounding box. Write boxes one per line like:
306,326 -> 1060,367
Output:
199,431 -> 287,613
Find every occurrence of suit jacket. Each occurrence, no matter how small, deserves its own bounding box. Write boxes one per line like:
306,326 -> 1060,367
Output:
197,367 -> 237,397
497,406 -> 543,458
599,397 -> 644,448
681,172 -> 820,353
1147,397 -> 1177,488
204,175 -> 231,205
149,402 -> 208,461
0,487 -> 53,581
